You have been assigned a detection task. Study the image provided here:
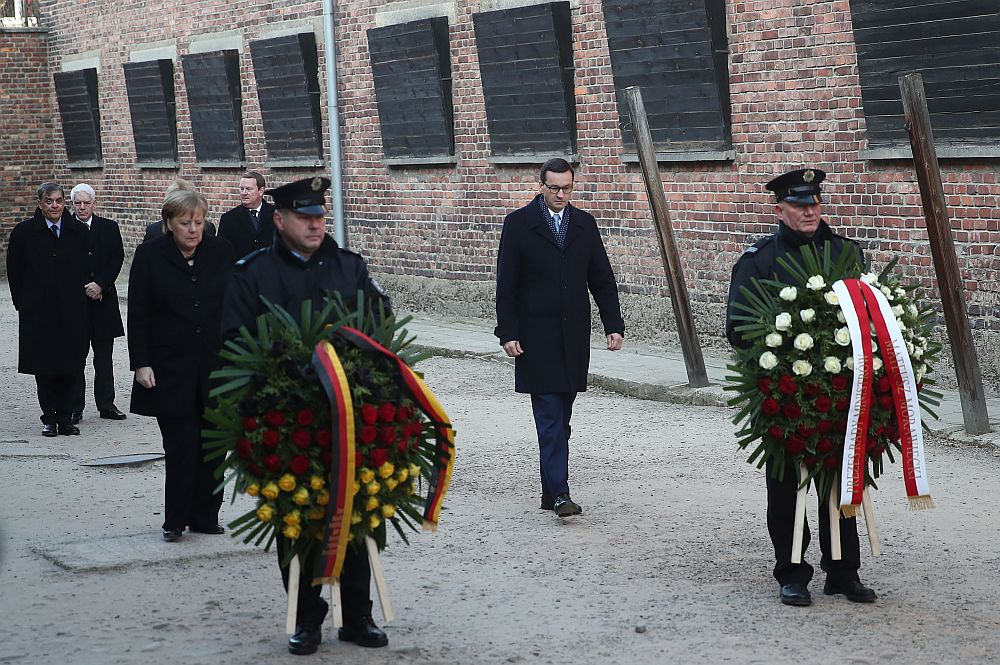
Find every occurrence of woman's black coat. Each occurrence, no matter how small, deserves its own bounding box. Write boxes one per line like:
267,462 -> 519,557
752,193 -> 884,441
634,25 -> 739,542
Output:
127,234 -> 234,418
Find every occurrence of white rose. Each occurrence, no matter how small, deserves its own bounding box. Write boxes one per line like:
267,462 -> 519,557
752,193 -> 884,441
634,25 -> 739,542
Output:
895,287 -> 906,298
759,351 -> 778,370
799,308 -> 816,323
872,357 -> 884,372
906,341 -> 915,355
916,364 -> 927,382
891,305 -> 904,317
897,320 -> 907,332
823,356 -> 842,373
775,313 -> 793,331
913,346 -> 923,359
837,310 -> 846,323
765,332 -> 783,348
880,285 -> 894,300
793,333 -> 814,351
806,275 -> 826,291
835,327 -> 851,346
792,360 -> 813,377
845,356 -> 855,371
824,291 -> 840,306
871,341 -> 878,353
779,286 -> 798,302
908,304 -> 918,318
860,273 -> 877,285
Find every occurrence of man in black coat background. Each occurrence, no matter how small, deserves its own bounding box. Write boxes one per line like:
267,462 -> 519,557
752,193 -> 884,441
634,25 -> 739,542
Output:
495,158 -> 625,518
69,183 -> 127,422
218,170 -> 276,261
6,183 -> 90,436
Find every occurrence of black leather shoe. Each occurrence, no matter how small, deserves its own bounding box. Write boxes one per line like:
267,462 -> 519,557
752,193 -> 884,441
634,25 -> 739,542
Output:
189,524 -> 225,535
99,406 -> 127,420
338,614 -> 388,648
42,423 -> 58,437
58,423 -> 81,436
540,494 -> 554,510
553,493 -> 582,517
780,583 -> 812,606
824,578 -> 877,603
162,528 -> 183,542
289,623 -> 322,655
70,411 -> 83,425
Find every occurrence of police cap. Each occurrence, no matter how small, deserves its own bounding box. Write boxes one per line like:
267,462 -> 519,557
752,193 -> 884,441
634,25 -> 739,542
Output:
765,168 -> 826,205
265,176 -> 331,215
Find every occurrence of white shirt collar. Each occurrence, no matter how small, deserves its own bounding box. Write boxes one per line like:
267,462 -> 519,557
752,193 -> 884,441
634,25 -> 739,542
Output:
547,206 -> 563,219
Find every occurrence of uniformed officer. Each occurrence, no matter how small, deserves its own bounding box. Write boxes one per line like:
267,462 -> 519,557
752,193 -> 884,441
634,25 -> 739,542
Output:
725,168 -> 876,608
220,176 -> 390,656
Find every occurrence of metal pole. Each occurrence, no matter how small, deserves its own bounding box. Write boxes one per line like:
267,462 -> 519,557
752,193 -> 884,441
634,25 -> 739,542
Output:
322,0 -> 347,248
624,86 -> 709,388
898,73 -> 990,434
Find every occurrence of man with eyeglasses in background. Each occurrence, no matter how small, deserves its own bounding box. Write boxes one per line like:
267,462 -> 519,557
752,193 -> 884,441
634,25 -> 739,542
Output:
495,158 -> 625,518
219,170 -> 276,261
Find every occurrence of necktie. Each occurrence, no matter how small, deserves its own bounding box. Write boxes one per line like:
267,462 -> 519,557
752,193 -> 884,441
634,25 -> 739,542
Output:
250,209 -> 259,231
50,224 -> 59,238
553,213 -> 561,232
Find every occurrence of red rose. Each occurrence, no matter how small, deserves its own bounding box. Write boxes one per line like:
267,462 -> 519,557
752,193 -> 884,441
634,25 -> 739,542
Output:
398,405 -> 414,421
378,403 -> 396,423
360,425 -> 377,444
290,455 -> 310,475
767,426 -> 784,440
397,440 -> 410,453
782,403 -> 801,419
815,395 -> 832,414
379,425 -> 397,445
916,382 -> 924,393
796,424 -> 816,438
867,436 -> 880,451
836,418 -> 848,432
264,410 -> 286,427
831,376 -> 849,392
371,448 -> 388,468
817,419 -> 832,432
405,422 -> 423,438
835,397 -> 850,411
878,394 -> 894,410
870,444 -> 884,457
877,376 -> 892,394
757,377 -> 773,394
292,429 -> 312,449
248,463 -> 263,477
804,383 -> 822,397
355,451 -> 364,468
236,438 -> 254,460
786,435 -> 806,455
321,451 -> 333,468
778,375 -> 797,396
887,426 -> 900,441
262,429 -> 280,448
360,404 -> 379,425
761,398 -> 781,416
243,416 -> 260,432
816,437 -> 833,454
297,409 -> 315,426
315,429 -> 332,448
803,455 -> 817,466
823,455 -> 838,469
263,455 -> 281,472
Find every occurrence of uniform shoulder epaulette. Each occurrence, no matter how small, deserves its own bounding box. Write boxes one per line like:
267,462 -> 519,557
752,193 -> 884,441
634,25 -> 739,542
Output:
742,235 -> 774,256
234,247 -> 269,269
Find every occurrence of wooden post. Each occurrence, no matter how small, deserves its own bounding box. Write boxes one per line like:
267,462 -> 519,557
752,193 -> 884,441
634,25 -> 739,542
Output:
899,73 -> 991,435
861,488 -> 882,557
286,555 -> 300,634
329,581 -> 344,628
790,463 -> 808,564
827,477 -> 841,561
366,536 -> 395,623
624,86 -> 710,388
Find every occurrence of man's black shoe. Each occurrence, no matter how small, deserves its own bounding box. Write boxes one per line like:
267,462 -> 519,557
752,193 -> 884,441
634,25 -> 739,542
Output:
58,423 -> 81,436
189,523 -> 225,535
553,493 -> 582,518
540,494 -> 554,510
288,623 -> 322,655
780,583 -> 812,606
338,614 -> 388,648
42,423 -> 58,437
162,528 -> 183,542
824,578 -> 877,603
70,411 -> 83,425
99,406 -> 127,420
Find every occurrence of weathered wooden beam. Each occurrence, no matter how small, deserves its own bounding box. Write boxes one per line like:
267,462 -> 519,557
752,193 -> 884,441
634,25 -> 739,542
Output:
898,72 -> 991,435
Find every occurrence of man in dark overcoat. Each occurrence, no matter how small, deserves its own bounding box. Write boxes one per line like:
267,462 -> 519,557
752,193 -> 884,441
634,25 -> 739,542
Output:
726,167 -> 875,608
69,183 -> 127,422
495,158 -> 625,518
6,183 -> 90,436
218,170 -> 276,261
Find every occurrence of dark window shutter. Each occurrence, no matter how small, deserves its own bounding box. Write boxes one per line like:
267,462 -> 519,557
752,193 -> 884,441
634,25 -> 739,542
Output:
181,50 -> 245,162
54,69 -> 102,163
123,59 -> 178,163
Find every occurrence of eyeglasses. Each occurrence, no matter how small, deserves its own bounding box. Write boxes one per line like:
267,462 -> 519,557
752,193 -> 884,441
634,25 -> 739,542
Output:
543,184 -> 574,194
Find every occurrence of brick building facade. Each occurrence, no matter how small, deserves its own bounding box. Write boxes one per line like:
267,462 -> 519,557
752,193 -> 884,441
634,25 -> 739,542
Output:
2,0 -> 999,387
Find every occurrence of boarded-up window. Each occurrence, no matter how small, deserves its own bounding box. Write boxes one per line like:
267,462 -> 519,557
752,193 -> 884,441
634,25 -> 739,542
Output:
368,17 -> 454,159
123,59 -> 178,164
54,68 -> 102,164
250,33 -> 324,161
182,50 -> 245,163
851,0 -> 1000,149
602,0 -> 730,152
473,2 -> 576,156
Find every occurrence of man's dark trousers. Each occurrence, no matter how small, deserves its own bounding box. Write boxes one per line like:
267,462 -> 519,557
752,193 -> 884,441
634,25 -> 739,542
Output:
765,458 -> 862,585
36,374 -> 76,426
531,392 -> 577,498
72,337 -> 115,414
276,537 -> 373,625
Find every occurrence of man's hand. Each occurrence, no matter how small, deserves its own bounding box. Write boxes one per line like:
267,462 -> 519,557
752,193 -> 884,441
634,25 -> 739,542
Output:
606,332 -> 623,351
84,281 -> 103,300
135,366 -> 156,389
502,340 -> 524,357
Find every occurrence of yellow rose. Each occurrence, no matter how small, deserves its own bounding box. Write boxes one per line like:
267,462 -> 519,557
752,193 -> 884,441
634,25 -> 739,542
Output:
282,524 -> 301,540
396,468 -> 408,483
359,468 -> 375,484
283,510 -> 301,526
347,532 -> 355,542
365,496 -> 379,512
293,487 -> 310,506
246,483 -> 260,497
256,504 -> 275,522
384,477 -> 398,491
408,463 -> 420,478
261,482 -> 279,500
352,481 -> 361,496
307,507 -> 325,520
381,504 -> 396,519
406,481 -> 416,495
378,462 -> 395,479
351,511 -> 363,524
310,475 -> 325,490
278,474 -> 296,492
366,481 -> 380,496
369,515 -> 381,529
317,490 -> 330,506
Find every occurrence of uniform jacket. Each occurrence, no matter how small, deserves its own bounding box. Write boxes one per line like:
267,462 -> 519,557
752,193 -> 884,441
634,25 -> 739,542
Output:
220,232 -> 391,339
218,201 -> 276,261
6,208 -> 90,375
141,219 -> 217,245
127,234 -> 235,417
494,195 -> 625,394
81,214 -> 125,340
726,220 -> 864,348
